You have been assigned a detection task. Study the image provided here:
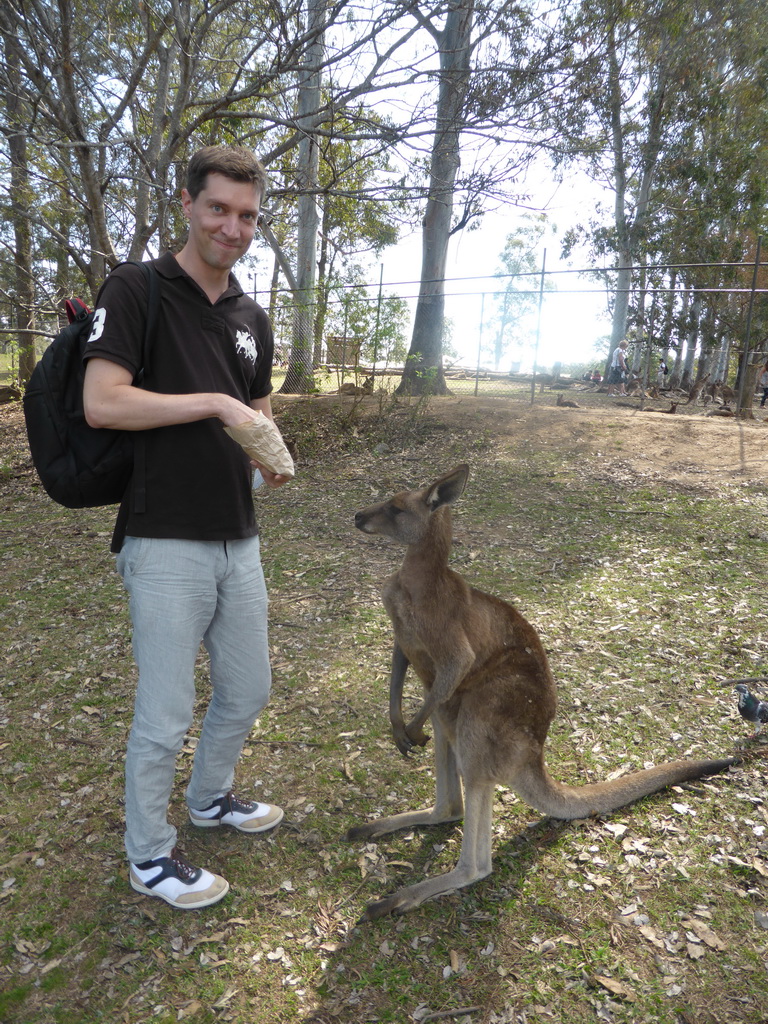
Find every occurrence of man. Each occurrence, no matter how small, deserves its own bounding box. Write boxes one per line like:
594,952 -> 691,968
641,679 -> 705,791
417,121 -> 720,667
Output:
83,146 -> 290,909
608,340 -> 629,396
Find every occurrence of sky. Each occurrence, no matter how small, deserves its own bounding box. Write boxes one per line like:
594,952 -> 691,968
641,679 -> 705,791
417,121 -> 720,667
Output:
368,162 -> 618,373
377,200 -> 614,372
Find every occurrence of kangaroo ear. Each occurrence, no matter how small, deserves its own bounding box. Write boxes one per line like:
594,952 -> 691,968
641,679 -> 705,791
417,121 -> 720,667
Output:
425,464 -> 469,509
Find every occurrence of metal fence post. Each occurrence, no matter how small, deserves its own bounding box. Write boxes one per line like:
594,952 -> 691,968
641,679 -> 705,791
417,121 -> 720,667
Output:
737,236 -> 762,415
530,249 -> 547,405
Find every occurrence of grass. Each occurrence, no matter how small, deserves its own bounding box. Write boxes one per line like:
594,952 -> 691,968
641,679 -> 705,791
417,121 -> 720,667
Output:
1,391 -> 767,1023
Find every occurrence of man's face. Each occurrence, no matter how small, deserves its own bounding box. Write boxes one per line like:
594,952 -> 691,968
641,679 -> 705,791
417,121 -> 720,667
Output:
181,172 -> 261,272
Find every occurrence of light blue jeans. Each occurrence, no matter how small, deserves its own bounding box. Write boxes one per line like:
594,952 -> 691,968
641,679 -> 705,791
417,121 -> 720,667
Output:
117,536 -> 271,863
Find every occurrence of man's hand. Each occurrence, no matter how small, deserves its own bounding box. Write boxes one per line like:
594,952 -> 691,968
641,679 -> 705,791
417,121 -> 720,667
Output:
250,461 -> 290,488
217,395 -> 263,429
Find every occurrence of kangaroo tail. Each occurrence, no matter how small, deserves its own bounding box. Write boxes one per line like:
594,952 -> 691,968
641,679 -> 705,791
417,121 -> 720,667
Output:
514,756 -> 737,820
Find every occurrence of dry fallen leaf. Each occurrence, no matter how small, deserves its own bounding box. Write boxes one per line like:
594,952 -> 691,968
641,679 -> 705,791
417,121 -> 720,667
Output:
637,925 -> 665,950
212,986 -> 238,1009
182,930 -> 228,956
177,1000 -> 203,1019
593,975 -> 636,1001
684,918 -> 726,950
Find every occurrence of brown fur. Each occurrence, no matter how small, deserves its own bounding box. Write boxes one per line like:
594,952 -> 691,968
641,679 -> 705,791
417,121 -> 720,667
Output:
556,393 -> 579,408
349,465 -> 736,920
685,373 -> 710,404
0,385 -> 21,404
338,375 -> 373,396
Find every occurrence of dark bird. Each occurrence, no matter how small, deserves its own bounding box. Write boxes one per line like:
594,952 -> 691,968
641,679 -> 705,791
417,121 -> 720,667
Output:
734,683 -> 768,737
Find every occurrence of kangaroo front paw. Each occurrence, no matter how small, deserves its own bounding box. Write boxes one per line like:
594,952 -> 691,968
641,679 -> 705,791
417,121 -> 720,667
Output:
392,722 -> 415,756
406,722 -> 430,748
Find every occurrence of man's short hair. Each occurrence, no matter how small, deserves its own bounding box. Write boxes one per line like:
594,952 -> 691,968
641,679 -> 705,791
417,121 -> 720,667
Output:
186,146 -> 268,200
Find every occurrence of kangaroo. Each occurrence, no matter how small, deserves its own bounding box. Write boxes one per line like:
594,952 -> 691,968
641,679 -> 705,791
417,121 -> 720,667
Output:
349,465 -> 736,920
556,393 -> 579,408
685,373 -> 710,405
338,375 -> 373,396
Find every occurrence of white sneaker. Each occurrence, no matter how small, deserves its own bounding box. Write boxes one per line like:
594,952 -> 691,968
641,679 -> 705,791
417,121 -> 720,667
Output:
129,847 -> 229,909
189,791 -> 284,833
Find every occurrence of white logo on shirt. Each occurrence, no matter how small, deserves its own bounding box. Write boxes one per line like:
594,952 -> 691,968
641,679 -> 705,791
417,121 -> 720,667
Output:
235,328 -> 258,364
87,308 -> 106,343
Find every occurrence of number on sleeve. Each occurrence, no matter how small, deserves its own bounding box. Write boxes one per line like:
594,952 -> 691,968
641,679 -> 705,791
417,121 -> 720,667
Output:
87,308 -> 107,343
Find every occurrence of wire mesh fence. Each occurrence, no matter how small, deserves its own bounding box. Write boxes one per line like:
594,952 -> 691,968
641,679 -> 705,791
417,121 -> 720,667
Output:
260,254 -> 768,399
2,255 -> 766,401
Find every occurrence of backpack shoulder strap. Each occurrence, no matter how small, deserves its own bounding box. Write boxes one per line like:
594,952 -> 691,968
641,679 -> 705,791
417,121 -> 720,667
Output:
116,260 -> 162,524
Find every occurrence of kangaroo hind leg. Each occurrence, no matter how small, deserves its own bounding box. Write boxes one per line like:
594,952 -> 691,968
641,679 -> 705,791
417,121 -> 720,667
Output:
359,778 -> 495,921
346,715 -> 463,842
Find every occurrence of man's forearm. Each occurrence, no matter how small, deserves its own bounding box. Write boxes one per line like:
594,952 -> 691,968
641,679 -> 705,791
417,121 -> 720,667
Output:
83,367 -> 260,435
85,385 -> 231,431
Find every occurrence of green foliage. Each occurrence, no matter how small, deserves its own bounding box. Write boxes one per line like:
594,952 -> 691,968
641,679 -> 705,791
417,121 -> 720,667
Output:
324,285 -> 410,367
547,0 -> 768,357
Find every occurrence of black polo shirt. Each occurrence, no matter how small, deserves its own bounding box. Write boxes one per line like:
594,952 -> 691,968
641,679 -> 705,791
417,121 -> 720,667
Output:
83,253 -> 274,549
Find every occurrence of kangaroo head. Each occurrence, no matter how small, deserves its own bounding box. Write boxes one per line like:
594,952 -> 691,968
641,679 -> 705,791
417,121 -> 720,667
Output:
354,464 -> 469,545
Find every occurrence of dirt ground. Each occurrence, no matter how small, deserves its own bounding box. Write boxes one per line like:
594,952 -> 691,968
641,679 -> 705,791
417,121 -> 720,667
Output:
273,389 -> 768,492
3,389 -> 768,494
2,392 -> 768,1024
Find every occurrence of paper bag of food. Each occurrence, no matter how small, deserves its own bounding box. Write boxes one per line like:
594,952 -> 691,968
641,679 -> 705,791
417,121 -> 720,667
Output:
224,413 -> 295,479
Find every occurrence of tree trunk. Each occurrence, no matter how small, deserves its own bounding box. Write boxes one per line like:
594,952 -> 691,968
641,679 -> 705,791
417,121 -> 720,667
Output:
713,334 -> 731,383
738,359 -> 761,419
3,31 -> 36,382
605,18 -> 668,358
660,268 -> 677,385
680,295 -> 700,391
668,290 -> 687,390
396,2 -> 475,395
313,201 -> 332,366
56,0 -> 115,285
605,21 -> 631,356
279,0 -> 324,394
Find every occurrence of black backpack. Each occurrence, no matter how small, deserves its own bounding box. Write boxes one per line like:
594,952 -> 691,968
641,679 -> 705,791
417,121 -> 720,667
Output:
23,261 -> 160,508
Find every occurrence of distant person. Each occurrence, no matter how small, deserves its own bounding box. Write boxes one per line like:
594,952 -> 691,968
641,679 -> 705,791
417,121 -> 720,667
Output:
608,341 -> 629,395
657,359 -> 668,389
760,362 -> 768,408
591,369 -> 603,383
